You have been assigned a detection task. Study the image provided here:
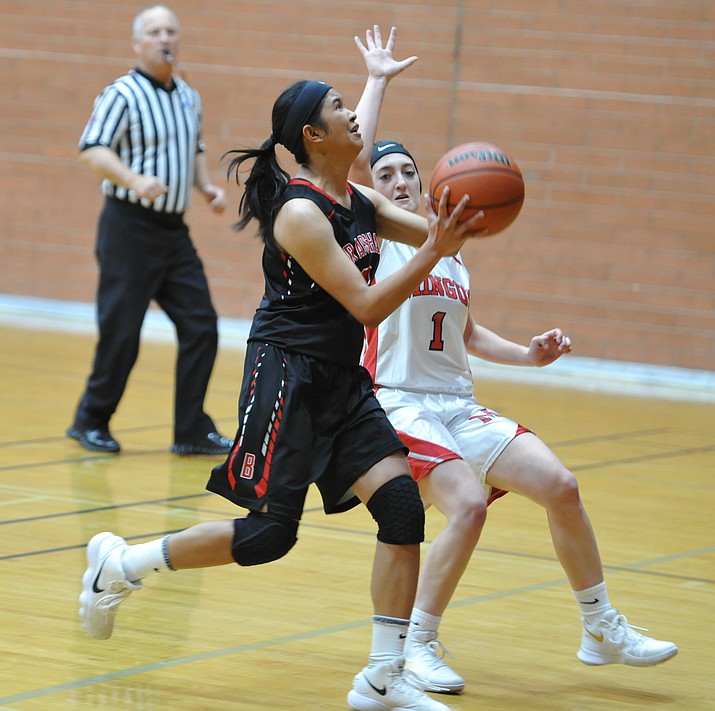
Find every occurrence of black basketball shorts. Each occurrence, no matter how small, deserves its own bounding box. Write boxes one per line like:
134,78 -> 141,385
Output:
206,342 -> 407,519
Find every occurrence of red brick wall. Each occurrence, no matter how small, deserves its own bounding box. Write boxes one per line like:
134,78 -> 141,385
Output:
1,0 -> 713,370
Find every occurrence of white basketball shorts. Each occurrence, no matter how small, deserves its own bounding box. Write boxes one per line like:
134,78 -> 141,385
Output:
376,388 -> 530,502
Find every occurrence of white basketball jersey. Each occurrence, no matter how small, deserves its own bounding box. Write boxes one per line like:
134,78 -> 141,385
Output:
363,239 -> 474,395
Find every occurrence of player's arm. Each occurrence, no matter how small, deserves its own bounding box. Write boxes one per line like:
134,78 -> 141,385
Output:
274,193 -> 471,328
363,184 -> 428,247
349,25 -> 418,186
357,183 -> 484,251
464,317 -> 572,366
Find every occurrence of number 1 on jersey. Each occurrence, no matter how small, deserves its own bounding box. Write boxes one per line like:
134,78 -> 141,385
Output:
430,311 -> 446,351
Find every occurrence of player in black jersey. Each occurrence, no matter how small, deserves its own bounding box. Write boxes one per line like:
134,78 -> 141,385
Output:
78,27 -> 481,711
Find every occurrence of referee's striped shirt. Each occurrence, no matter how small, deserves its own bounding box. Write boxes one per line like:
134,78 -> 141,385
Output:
79,68 -> 205,215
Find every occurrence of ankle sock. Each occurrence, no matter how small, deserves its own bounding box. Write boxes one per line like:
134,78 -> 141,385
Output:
369,615 -> 409,664
121,535 -> 174,583
409,607 -> 442,635
574,581 -> 611,624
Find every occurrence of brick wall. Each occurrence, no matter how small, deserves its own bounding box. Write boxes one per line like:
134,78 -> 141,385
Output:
1,0 -> 713,370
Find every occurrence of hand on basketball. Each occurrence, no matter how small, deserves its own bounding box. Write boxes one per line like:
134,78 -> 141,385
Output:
425,186 -> 486,256
354,25 -> 418,84
429,142 -> 525,237
528,328 -> 572,366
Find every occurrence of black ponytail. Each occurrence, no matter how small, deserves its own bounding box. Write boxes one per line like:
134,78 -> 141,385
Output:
223,80 -> 331,242
224,138 -> 289,241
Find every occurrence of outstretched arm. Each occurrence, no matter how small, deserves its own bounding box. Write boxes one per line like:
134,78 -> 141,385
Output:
274,188 -> 474,328
464,317 -> 572,367
349,25 -> 418,186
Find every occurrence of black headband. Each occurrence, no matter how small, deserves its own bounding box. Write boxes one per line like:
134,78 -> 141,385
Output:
277,81 -> 332,156
370,140 -> 417,169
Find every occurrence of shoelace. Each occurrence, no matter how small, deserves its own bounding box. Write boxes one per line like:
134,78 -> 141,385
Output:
604,614 -> 650,645
419,638 -> 456,670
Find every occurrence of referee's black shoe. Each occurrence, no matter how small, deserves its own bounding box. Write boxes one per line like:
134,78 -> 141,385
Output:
67,426 -> 121,454
171,431 -> 233,457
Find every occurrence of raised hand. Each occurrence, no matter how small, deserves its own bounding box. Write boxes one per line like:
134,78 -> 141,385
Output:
528,328 -> 573,366
354,25 -> 418,83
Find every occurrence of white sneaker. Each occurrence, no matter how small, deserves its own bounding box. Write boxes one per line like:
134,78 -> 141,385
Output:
347,657 -> 451,711
404,630 -> 464,694
79,532 -> 141,639
577,609 -> 678,666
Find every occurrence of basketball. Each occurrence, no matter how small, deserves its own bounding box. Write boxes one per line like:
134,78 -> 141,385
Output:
429,142 -> 525,236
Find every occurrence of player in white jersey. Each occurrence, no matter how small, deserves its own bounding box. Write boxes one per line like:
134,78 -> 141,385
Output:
349,35 -> 678,695
362,236 -> 525,509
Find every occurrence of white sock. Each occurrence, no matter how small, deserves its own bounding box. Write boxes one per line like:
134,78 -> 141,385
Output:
409,607 -> 442,635
369,615 -> 409,665
121,536 -> 174,583
574,581 -> 611,624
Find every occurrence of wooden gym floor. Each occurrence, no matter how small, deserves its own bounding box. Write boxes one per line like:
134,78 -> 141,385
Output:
0,324 -> 713,710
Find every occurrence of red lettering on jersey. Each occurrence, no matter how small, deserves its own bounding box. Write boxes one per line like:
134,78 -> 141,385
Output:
430,275 -> 445,296
240,452 -> 256,479
343,232 -> 379,263
412,275 -> 470,305
455,284 -> 470,306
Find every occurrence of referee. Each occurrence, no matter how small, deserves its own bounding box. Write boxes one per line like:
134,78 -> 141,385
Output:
67,4 -> 232,456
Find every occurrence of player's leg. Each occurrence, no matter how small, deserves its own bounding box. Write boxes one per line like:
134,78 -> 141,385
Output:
487,432 -> 602,589
486,433 -> 677,667
416,459 -> 487,617
348,455 -> 450,711
79,521 -> 231,640
80,514 -> 301,641
351,453 -> 421,622
401,459 -> 486,693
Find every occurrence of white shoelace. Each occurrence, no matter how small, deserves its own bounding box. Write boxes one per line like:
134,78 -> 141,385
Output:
604,613 -> 649,645
417,638 -> 455,670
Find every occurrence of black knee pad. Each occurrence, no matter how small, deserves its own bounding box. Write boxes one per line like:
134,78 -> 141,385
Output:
231,511 -> 299,566
366,475 -> 425,545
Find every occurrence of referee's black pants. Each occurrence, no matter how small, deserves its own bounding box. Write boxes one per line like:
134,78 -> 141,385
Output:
72,198 -> 219,442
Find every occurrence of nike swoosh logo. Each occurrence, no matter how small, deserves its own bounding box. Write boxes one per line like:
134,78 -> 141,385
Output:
583,598 -> 600,604
365,677 -> 387,696
92,558 -> 108,593
399,633 -> 407,639
376,143 -> 397,152
587,630 -> 604,643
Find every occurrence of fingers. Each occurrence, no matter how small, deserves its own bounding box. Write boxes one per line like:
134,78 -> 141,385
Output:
373,25 -> 382,48
441,190 -> 487,236
538,329 -> 572,352
384,26 -> 397,51
361,24 -> 397,51
460,209 -> 487,236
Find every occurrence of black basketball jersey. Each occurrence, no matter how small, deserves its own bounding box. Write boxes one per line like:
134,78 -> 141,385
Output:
248,179 -> 380,366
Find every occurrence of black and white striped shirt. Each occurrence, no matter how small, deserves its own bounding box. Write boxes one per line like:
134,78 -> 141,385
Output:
79,68 -> 205,214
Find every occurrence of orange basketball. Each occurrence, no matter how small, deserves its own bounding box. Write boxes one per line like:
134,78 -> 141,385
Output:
429,142 -> 525,236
